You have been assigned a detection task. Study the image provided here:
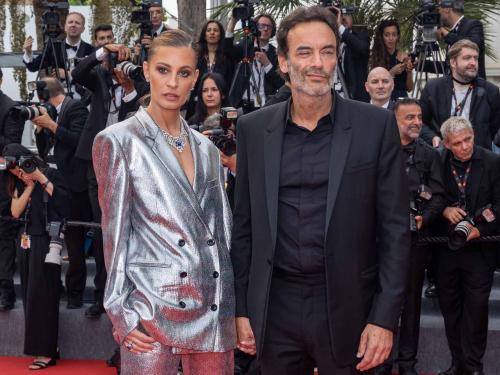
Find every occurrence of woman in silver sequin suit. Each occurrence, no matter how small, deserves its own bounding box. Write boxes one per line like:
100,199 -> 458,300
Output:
92,30 -> 235,375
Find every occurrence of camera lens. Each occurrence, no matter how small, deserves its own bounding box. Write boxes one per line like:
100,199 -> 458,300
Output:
448,221 -> 472,251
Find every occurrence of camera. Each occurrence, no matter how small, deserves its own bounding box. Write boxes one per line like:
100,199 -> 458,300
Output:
130,0 -> 156,38
117,61 -> 144,80
320,0 -> 356,15
0,156 -> 41,174
45,221 -> 64,265
448,205 -> 496,250
190,107 -> 239,156
414,0 -> 441,43
10,102 -> 57,122
233,0 -> 260,22
409,184 -> 433,232
41,1 -> 69,38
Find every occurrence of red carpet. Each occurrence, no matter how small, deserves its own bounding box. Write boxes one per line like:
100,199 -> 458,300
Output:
0,357 -> 115,374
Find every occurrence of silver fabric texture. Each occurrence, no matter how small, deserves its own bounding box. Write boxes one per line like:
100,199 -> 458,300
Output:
120,343 -> 234,375
93,106 -> 236,352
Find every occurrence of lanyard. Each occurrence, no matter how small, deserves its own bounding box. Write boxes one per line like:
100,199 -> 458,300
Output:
451,162 -> 471,203
452,84 -> 473,117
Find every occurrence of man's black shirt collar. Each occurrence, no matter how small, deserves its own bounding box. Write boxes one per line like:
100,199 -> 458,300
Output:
285,91 -> 337,132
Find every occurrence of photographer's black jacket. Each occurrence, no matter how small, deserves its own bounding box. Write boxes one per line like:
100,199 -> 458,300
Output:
404,138 -> 446,232
341,27 -> 370,102
441,146 -> 500,239
420,76 -> 500,150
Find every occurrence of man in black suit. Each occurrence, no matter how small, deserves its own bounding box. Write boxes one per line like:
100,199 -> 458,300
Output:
0,67 -> 24,311
420,39 -> 500,150
232,6 -> 410,375
436,117 -> 500,375
331,7 -> 370,102
365,67 -> 395,110
31,78 -> 90,310
225,14 -> 284,108
71,43 -> 147,318
437,0 -> 486,79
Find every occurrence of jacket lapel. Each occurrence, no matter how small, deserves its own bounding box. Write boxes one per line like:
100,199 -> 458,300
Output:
443,76 -> 453,121
468,149 -> 483,214
264,101 -> 287,249
470,85 -> 485,126
324,96 -> 352,238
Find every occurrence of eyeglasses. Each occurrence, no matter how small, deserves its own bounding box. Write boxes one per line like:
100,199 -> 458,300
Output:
257,23 -> 273,31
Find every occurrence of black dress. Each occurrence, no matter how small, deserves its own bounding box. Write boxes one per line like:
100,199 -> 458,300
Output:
388,51 -> 409,100
16,168 -> 70,358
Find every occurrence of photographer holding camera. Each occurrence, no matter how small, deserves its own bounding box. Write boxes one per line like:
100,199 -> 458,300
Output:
376,98 -> 446,375
0,68 -> 24,312
437,0 -> 486,79
1,143 -> 69,370
436,116 -> 500,375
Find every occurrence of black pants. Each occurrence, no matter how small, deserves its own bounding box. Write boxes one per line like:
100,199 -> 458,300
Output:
260,274 -> 367,375
18,235 -> 61,357
0,238 -> 16,301
436,248 -> 495,372
64,190 -> 93,300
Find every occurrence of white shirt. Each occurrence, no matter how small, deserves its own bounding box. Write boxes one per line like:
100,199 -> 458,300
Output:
450,15 -> 465,33
370,99 -> 391,109
451,81 -> 472,120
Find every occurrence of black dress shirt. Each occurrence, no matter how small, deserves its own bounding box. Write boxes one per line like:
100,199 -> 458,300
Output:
274,99 -> 335,278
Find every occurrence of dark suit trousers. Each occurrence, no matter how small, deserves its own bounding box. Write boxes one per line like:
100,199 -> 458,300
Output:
64,190 -> 93,299
0,238 -> 16,300
436,248 -> 494,372
18,235 -> 60,357
260,273 -> 368,375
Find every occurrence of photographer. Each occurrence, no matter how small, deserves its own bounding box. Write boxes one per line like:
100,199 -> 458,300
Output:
225,12 -> 284,108
2,143 -> 69,370
139,1 -> 169,48
437,0 -> 486,79
0,68 -> 24,311
376,98 -> 445,375
437,117 -> 500,375
330,2 -> 370,102
31,77 -> 91,311
420,39 -> 500,150
71,42 -> 147,318
93,24 -> 115,48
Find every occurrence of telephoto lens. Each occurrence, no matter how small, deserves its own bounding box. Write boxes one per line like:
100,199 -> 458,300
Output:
117,61 -> 144,80
448,220 -> 473,251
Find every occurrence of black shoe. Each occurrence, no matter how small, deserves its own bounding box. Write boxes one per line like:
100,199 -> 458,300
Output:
85,302 -> 105,319
66,295 -> 83,309
0,297 -> 14,311
438,365 -> 464,375
374,364 -> 392,375
424,283 -> 438,298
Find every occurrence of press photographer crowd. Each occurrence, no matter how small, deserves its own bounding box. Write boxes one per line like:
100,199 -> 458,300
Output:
0,0 -> 499,374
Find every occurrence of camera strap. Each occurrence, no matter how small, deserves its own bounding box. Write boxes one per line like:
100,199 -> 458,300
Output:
251,59 -> 264,106
452,84 -> 473,117
451,162 -> 471,204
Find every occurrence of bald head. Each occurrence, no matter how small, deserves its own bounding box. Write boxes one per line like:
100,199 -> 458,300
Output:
365,67 -> 394,107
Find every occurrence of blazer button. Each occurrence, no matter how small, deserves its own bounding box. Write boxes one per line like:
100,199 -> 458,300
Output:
207,239 -> 215,246
180,272 -> 187,278
178,239 -> 186,247
179,301 -> 186,308
213,271 -> 219,278
211,304 -> 218,311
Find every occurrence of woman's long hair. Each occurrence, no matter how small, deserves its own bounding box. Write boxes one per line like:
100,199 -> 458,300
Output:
190,72 -> 228,125
196,20 -> 226,68
369,19 -> 401,70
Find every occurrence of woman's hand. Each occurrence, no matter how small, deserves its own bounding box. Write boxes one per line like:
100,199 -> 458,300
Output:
123,329 -> 157,354
389,63 -> 405,76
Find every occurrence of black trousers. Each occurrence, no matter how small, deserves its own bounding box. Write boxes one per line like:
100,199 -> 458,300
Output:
64,190 -> 93,300
0,238 -> 16,301
436,248 -> 495,372
18,235 -> 61,357
260,274 -> 368,375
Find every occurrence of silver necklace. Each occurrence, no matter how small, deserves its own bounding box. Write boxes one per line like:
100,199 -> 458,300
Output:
158,121 -> 189,153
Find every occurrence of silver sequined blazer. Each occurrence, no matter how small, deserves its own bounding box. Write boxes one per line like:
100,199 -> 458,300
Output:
92,106 -> 236,352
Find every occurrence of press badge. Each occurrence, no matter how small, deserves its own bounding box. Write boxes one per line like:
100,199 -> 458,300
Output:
20,233 -> 31,250
481,207 -> 496,223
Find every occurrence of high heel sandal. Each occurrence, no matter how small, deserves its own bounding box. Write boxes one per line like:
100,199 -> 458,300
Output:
29,357 -> 57,370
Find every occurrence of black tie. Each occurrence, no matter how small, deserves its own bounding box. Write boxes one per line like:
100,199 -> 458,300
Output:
66,43 -> 78,52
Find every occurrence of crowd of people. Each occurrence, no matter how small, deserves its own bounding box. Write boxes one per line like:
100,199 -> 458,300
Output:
0,0 -> 499,374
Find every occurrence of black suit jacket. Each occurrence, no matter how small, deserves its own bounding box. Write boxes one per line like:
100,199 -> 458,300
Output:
71,51 -> 148,161
24,39 -> 94,73
439,147 -> 500,264
341,28 -> 370,102
445,17 -> 486,79
35,97 -> 88,193
420,76 -> 500,149
231,95 -> 411,365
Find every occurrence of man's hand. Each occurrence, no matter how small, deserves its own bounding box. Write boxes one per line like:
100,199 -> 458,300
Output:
443,206 -> 467,225
221,152 -> 236,174
415,215 -> 423,230
437,27 -> 449,40
356,324 -> 393,372
32,111 -> 58,134
466,224 -> 481,241
432,136 -> 441,148
104,44 -> 130,62
255,51 -> 271,67
141,35 -> 153,48
114,69 -> 135,94
235,317 -> 256,355
123,328 -> 157,354
23,36 -> 33,55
